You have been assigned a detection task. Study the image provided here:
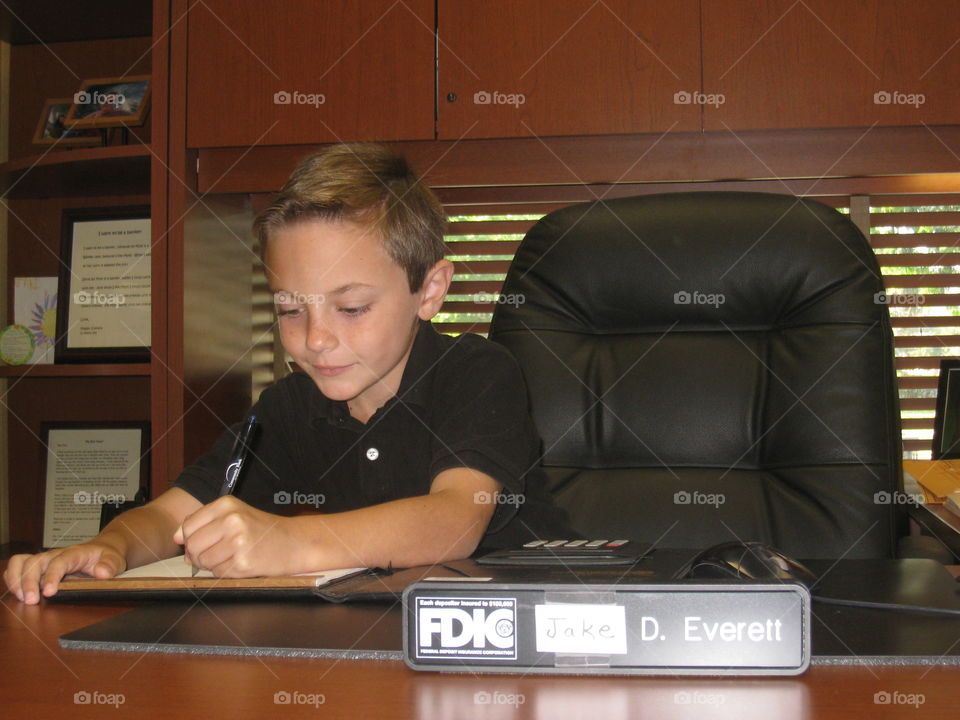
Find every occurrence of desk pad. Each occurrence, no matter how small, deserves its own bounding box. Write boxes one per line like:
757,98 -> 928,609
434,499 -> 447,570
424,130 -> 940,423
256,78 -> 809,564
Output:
60,599 -> 405,659
58,554 -> 960,665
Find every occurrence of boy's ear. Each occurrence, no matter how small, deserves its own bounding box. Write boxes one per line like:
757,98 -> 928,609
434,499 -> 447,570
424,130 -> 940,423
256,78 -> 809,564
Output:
417,259 -> 454,320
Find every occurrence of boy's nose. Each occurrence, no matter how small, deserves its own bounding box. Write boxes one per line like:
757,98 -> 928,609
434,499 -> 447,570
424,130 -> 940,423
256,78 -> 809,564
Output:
305,318 -> 338,352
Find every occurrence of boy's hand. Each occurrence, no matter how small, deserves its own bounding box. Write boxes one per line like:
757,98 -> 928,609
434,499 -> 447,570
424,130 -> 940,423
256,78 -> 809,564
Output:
3,542 -> 126,605
174,496 -> 297,577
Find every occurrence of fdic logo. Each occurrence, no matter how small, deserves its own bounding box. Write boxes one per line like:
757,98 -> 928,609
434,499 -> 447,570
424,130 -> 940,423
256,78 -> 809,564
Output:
415,596 -> 517,661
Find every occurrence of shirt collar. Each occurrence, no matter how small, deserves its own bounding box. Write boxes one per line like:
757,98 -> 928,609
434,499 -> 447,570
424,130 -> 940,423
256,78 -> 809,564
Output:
308,319 -> 442,427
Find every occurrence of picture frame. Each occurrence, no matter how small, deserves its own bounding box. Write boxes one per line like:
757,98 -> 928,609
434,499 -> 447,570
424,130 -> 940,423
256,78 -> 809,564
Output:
932,359 -> 960,459
65,75 -> 152,129
55,206 -> 152,363
40,421 -> 150,549
32,98 -> 101,146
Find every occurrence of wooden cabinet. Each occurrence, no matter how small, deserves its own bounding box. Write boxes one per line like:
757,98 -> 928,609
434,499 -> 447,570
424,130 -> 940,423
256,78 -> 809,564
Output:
702,0 -> 960,131
186,0 -> 435,147
437,0 -> 701,139
184,1 -> 959,146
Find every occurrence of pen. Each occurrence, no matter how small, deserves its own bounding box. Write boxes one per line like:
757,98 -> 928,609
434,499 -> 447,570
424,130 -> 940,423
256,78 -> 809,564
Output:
191,415 -> 259,576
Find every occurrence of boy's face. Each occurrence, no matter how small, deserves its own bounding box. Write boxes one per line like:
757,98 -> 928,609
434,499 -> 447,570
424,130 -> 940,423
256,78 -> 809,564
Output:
265,218 -> 448,421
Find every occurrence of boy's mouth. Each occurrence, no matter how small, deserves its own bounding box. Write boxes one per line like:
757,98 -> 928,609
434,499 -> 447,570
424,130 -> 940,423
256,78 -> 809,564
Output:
312,364 -> 353,377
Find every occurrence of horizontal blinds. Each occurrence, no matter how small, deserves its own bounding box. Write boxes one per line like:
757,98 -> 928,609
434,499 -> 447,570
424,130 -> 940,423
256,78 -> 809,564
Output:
868,199 -> 960,459
436,213 -> 546,335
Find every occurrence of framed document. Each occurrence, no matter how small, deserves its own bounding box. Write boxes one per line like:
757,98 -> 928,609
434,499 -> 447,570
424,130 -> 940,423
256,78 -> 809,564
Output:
55,206 -> 151,362
41,422 -> 150,549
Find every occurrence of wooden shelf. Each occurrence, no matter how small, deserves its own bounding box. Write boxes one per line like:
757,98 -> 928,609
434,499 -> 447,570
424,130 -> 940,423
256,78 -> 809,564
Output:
0,144 -> 151,199
0,363 -> 151,378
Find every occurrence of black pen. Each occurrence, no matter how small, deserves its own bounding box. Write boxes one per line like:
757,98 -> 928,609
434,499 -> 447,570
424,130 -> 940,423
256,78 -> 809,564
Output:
191,415 -> 259,575
219,415 -> 259,497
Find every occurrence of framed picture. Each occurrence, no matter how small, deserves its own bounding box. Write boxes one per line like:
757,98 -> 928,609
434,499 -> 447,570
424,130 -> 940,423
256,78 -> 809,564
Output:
40,421 -> 149,548
65,75 -> 151,129
55,206 -> 151,363
32,98 -> 101,146
933,359 -> 960,459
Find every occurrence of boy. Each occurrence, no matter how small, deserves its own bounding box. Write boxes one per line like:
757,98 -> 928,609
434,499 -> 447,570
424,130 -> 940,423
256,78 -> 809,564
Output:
5,143 -> 571,604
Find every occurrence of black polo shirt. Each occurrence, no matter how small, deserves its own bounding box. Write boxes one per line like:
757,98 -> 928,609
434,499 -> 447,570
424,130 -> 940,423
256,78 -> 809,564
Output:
173,319 -> 572,549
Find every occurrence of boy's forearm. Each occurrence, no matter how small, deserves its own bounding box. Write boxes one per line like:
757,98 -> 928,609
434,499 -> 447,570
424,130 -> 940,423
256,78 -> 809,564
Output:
289,491 -> 492,571
96,503 -> 184,569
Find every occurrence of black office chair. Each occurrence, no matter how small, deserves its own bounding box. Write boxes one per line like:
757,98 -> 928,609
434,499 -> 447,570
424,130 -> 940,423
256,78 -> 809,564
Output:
489,191 -> 921,559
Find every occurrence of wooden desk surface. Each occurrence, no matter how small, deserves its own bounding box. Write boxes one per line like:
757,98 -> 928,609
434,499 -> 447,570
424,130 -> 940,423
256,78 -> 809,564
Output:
1,593 -> 958,719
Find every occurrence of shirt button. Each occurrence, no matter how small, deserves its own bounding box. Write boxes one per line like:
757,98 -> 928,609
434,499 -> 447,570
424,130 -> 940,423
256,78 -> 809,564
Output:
366,447 -> 380,461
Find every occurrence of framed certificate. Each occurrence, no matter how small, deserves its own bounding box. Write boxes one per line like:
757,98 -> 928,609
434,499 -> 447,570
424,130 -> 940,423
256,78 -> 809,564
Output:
40,422 -> 150,549
55,206 -> 151,362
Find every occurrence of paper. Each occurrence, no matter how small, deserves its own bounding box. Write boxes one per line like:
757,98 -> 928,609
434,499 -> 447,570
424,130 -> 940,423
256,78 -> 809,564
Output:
535,603 -> 628,655
118,557 -> 214,579
116,556 -> 364,586
42,428 -> 143,548
66,217 -> 151,349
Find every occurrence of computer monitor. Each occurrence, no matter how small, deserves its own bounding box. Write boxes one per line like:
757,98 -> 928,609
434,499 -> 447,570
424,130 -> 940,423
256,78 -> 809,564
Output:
932,359 -> 960,458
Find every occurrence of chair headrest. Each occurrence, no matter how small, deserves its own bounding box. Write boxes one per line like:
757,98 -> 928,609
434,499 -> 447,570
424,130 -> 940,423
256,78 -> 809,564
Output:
492,192 -> 886,335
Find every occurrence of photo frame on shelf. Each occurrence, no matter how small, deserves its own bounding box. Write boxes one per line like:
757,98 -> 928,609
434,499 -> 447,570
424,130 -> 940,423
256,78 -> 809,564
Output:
933,359 -> 960,459
32,98 -> 101,147
55,206 -> 152,363
65,75 -> 152,129
40,421 -> 150,549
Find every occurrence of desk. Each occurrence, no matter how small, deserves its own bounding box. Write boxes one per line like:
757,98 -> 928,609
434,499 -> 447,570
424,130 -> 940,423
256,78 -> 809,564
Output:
2,558 -> 959,718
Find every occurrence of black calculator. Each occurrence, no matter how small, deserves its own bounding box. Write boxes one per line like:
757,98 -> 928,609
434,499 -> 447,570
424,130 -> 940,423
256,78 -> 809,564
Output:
476,539 -> 650,566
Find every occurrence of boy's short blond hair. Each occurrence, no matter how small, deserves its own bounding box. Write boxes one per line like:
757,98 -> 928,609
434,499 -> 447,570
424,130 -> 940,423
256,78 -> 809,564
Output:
253,143 -> 447,292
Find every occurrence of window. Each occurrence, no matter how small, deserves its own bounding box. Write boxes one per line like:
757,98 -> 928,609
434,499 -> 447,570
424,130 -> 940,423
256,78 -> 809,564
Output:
868,200 -> 960,458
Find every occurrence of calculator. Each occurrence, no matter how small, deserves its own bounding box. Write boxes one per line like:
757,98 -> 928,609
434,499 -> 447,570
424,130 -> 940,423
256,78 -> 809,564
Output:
476,539 -> 650,566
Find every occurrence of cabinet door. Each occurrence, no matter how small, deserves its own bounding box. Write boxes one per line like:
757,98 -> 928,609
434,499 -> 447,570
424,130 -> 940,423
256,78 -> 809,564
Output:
438,0 -> 701,139
703,0 -> 960,131
187,0 -> 435,147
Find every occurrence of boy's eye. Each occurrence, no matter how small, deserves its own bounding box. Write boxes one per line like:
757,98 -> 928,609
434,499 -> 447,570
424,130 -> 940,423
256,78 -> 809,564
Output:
276,307 -> 303,318
339,305 -> 370,317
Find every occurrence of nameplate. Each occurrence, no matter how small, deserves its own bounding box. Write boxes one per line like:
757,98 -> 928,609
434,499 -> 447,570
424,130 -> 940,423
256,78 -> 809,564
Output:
403,581 -> 810,676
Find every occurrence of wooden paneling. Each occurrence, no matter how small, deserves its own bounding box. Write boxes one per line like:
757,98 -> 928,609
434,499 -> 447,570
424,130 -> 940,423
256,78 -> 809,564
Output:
438,0 -> 701,139
703,0 -> 960,130
196,126 -> 960,195
186,0 -> 435,148
7,376 -> 150,545
8,37 -> 152,160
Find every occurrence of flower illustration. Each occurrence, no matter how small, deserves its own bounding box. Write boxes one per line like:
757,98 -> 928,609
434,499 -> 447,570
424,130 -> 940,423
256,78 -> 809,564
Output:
28,293 -> 57,348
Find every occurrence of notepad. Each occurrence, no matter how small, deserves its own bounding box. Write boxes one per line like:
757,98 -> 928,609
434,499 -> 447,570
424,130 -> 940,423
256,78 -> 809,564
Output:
55,556 -> 368,598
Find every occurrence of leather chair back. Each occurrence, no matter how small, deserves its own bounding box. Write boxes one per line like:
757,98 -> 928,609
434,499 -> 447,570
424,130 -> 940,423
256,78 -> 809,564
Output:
489,192 -> 903,558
